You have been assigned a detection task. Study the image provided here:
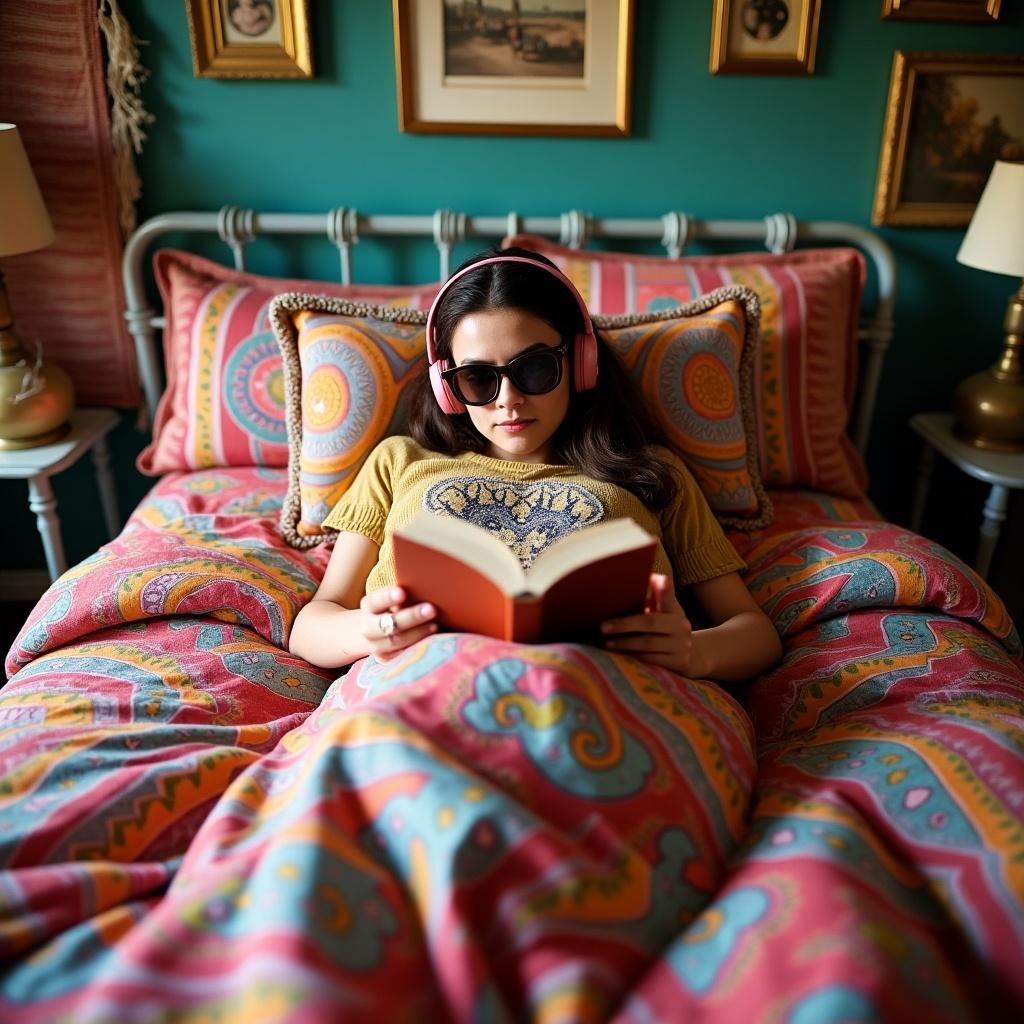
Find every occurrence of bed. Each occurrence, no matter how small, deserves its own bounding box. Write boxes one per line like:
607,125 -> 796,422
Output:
2,207 -> 1022,1022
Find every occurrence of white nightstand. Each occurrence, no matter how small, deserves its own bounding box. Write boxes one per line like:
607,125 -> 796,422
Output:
0,408 -> 122,581
909,412 -> 1024,580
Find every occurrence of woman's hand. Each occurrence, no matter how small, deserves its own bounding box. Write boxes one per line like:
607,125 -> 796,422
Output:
360,586 -> 438,660
600,573 -> 709,678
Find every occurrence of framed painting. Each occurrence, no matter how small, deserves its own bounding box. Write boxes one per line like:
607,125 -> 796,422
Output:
872,51 -> 1024,226
185,0 -> 313,78
709,0 -> 822,75
393,0 -> 635,136
881,1 -> 1001,22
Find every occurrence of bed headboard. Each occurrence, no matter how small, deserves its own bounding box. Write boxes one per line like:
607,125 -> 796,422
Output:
122,207 -> 896,456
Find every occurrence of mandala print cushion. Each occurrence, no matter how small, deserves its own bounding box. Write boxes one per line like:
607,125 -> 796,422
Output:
595,287 -> 771,530
270,294 -> 430,547
505,234 -> 868,497
137,250 -> 439,475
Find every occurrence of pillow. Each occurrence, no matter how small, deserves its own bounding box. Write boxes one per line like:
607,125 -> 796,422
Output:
270,287 -> 770,549
136,249 -> 440,475
595,287 -> 771,530
504,234 -> 868,498
270,295 -> 429,547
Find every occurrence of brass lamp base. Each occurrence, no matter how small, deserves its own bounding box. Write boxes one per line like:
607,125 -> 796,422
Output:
0,357 -> 74,450
0,420 -> 70,451
952,370 -> 1024,451
952,281 -> 1024,453
0,268 -> 75,450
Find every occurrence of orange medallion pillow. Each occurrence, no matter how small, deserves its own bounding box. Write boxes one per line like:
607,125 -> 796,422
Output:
504,234 -> 868,497
137,250 -> 440,475
270,295 -> 429,547
270,287 -> 770,549
596,287 -> 770,530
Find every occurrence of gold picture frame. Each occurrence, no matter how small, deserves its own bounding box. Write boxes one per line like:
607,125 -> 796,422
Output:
393,0 -> 634,136
872,51 -> 1024,227
186,0 -> 313,79
709,0 -> 821,76
881,1 -> 1001,22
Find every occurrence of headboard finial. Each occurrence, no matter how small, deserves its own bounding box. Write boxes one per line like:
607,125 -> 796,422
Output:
217,206 -> 256,270
559,209 -> 593,250
661,211 -> 694,259
327,207 -> 360,283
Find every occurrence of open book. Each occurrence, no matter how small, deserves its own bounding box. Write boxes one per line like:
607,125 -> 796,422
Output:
393,513 -> 658,643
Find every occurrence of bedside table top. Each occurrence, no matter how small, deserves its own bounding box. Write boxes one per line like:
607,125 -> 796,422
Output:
0,408 -> 120,479
910,412 -> 1024,490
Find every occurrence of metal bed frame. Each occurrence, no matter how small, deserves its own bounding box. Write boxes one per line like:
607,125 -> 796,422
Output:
122,207 -> 896,457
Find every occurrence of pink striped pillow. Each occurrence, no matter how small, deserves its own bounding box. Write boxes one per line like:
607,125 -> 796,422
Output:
504,236 -> 868,497
137,250 -> 440,475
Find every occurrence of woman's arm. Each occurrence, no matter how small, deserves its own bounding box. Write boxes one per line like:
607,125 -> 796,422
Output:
601,571 -> 781,682
687,572 -> 782,681
288,532 -> 437,669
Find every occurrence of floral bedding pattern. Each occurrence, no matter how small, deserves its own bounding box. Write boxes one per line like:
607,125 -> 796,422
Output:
2,467 -> 1022,1022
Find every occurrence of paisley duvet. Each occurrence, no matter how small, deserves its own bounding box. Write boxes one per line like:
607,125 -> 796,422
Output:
2,467 -> 1022,1022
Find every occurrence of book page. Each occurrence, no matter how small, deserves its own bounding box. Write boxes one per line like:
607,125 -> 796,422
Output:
525,518 -> 655,596
397,513 -> 526,594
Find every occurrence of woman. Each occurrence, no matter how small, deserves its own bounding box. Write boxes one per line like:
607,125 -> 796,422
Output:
289,248 -> 781,681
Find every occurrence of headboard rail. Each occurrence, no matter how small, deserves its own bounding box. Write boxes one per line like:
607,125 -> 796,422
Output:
122,208 -> 896,456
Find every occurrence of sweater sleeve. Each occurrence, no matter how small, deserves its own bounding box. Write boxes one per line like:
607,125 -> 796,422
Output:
657,448 -> 746,586
320,436 -> 408,544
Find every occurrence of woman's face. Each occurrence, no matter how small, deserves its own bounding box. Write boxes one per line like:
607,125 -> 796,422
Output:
448,307 -> 571,464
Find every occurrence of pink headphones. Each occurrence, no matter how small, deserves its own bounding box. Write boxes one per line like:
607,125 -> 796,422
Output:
425,255 -> 599,415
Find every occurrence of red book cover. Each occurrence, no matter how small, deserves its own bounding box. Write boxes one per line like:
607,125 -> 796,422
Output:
394,514 -> 657,643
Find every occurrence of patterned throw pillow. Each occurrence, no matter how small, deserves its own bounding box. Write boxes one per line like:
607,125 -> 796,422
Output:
504,234 -> 868,497
136,250 -> 440,475
596,288 -> 770,529
270,295 -> 429,546
270,287 -> 770,549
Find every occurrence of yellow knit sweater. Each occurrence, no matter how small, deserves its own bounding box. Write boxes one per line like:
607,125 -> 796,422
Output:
322,435 -> 745,596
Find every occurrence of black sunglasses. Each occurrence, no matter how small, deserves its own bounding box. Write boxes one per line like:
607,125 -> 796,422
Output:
440,342 -> 569,406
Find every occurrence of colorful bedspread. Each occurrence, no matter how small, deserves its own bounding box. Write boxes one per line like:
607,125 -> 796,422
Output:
2,469 -> 1022,1022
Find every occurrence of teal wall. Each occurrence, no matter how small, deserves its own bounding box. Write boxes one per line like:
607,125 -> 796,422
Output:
4,2 -> 1023,617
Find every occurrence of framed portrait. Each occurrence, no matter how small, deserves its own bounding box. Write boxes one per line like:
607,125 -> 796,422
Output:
881,1 -> 1001,22
393,0 -> 635,136
872,51 -> 1024,227
709,0 -> 821,75
185,0 -> 313,79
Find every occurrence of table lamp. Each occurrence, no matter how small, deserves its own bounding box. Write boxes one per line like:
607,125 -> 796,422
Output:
0,122 -> 74,449
954,159 -> 1024,452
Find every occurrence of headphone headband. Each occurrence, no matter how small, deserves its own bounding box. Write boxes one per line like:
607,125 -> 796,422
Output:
424,254 -> 594,364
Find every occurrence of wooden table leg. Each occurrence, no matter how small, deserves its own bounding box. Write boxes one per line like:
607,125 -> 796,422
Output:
975,483 -> 1009,580
27,474 -> 66,582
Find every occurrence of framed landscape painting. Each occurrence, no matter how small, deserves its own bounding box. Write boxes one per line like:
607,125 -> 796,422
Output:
881,1 -> 1001,22
709,0 -> 822,75
186,0 -> 313,78
872,51 -> 1024,226
393,0 -> 635,136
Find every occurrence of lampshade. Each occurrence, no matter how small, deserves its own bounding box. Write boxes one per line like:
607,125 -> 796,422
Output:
0,123 -> 55,258
956,160 -> 1024,279
0,122 -> 72,450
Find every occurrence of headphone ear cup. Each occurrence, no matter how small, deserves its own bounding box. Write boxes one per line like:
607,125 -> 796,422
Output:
573,330 -> 599,391
429,359 -> 465,415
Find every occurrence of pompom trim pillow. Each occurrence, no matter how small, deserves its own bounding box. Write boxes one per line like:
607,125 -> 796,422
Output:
504,234 -> 868,498
595,285 -> 771,532
137,249 -> 439,476
270,295 -> 430,548
270,286 -> 770,550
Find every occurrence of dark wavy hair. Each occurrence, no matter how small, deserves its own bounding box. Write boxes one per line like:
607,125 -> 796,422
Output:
407,246 -> 678,510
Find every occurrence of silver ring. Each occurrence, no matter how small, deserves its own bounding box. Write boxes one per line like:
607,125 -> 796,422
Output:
378,612 -> 397,637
